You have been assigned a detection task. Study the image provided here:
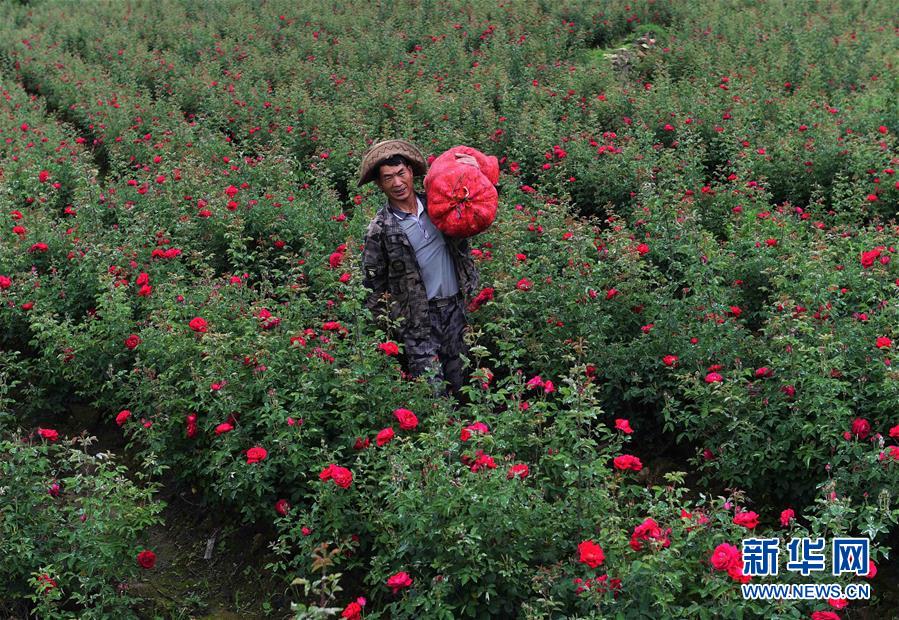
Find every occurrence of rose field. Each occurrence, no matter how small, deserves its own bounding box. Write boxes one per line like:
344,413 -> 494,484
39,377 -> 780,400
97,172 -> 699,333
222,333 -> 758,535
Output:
1,0 -> 898,618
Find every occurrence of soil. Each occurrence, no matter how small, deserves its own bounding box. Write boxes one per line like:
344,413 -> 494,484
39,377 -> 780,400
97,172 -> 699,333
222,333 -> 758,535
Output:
127,481 -> 288,620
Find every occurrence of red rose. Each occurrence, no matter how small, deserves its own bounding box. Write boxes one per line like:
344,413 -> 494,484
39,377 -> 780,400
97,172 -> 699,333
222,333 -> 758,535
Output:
507,463 -> 530,479
780,508 -> 795,527
189,317 -> 208,333
577,539 -> 605,568
613,454 -> 643,471
469,450 -> 496,472
37,428 -> 59,442
136,549 -> 157,569
215,422 -> 234,435
727,556 -> 749,583
116,410 -> 131,427
630,517 -> 670,551
124,334 -> 141,350
705,372 -> 723,383
876,336 -> 893,349
850,418 -> 871,440
184,412 -> 198,438
460,421 -> 489,441
386,571 -> 413,594
733,510 -> 759,529
320,464 -> 353,489
246,446 -> 268,464
861,247 -> 883,268
526,375 -> 545,389
811,612 -> 841,620
394,408 -> 418,431
710,543 -> 740,571
614,419 -> 633,434
662,354 -> 678,367
36,573 -> 57,592
827,598 -> 848,610
376,427 -> 395,447
341,601 -> 363,620
274,499 -> 290,516
0,275 -> 11,289
378,341 -> 400,356
516,277 -> 533,291
862,560 -> 877,579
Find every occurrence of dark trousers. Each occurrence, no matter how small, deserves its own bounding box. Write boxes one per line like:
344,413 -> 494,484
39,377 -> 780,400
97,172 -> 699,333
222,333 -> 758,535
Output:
405,294 -> 467,399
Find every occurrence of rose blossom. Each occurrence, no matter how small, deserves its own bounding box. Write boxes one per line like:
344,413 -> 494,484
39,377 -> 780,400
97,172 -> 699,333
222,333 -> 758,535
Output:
37,428 -> 59,442
850,418 -> 871,439
320,464 -> 353,489
710,543 -> 740,571
378,341 -> 399,356
733,510 -> 759,529
613,454 -> 643,471
376,427 -> 395,447
246,446 -> 268,464
780,508 -> 795,527
394,408 -> 418,431
614,419 -> 634,434
507,463 -> 530,479
136,549 -> 156,569
386,571 -> 413,594
274,499 -> 290,516
577,540 -> 605,568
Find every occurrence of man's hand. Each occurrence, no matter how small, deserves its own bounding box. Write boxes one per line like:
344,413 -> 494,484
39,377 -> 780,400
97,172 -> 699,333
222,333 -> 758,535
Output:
454,152 -> 480,169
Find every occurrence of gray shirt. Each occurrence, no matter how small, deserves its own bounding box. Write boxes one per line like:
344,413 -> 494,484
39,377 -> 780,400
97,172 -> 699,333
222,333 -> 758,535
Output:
387,196 -> 460,300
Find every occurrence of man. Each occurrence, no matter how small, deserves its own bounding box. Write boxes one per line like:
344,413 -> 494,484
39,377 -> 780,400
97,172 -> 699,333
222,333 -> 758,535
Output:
358,139 -> 480,399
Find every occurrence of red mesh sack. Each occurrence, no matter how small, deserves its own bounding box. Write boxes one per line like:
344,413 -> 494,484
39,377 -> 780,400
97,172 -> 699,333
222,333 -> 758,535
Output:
424,145 -> 498,238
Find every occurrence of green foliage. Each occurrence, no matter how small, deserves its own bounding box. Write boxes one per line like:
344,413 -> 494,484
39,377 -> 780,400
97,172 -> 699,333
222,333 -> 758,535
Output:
0,434 -> 163,619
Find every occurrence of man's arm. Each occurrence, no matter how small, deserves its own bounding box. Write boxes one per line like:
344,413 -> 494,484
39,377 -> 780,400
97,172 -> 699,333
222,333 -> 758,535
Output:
361,225 -> 389,325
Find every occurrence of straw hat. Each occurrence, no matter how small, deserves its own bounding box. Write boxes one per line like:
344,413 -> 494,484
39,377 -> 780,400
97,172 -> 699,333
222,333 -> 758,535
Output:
357,139 -> 427,186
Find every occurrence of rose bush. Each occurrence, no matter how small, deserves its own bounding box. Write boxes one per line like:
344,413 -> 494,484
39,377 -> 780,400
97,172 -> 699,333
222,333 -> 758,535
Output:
0,432 -> 162,619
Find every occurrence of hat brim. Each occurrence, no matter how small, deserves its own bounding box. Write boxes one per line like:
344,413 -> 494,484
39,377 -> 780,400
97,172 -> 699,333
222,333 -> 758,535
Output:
358,139 -> 428,186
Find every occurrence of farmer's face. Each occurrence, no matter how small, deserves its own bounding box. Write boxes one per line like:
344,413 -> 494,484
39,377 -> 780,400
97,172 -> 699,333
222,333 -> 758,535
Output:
375,162 -> 413,202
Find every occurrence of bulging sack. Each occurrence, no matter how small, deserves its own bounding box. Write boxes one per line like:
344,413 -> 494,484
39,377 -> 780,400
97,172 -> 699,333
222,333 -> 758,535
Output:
424,145 -> 498,238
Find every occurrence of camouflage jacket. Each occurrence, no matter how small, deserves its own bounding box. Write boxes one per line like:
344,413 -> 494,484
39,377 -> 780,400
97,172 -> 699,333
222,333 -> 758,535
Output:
361,192 -> 480,342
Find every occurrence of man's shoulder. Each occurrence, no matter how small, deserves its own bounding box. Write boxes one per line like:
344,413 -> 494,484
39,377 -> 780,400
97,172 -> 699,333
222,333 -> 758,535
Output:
364,205 -> 390,237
